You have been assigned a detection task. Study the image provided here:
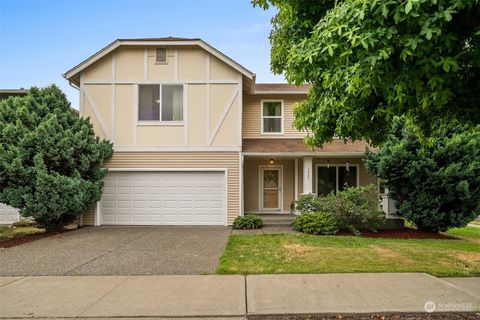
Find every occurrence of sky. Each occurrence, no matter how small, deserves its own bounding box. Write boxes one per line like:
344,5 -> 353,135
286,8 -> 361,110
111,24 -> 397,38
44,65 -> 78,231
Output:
0,0 -> 283,109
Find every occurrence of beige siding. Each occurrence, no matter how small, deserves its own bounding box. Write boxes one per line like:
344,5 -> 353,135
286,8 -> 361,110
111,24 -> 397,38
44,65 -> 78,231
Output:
81,207 -> 95,226
83,53 -> 113,81
210,56 -> 239,80
188,84 -> 207,146
243,94 -> 308,139
103,152 -> 240,225
209,84 -> 240,146
80,46 -> 242,148
178,47 -> 207,80
84,84 -> 112,138
115,47 -> 144,80
83,96 -> 107,140
115,84 -> 134,145
244,158 -> 295,213
137,126 -> 184,146
147,47 -> 176,80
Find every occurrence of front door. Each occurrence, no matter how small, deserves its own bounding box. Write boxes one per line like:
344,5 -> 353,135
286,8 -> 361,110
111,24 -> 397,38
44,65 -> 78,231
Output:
260,167 -> 282,211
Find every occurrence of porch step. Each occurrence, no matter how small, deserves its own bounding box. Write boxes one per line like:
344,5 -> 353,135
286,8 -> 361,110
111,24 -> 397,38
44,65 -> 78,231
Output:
259,214 -> 296,227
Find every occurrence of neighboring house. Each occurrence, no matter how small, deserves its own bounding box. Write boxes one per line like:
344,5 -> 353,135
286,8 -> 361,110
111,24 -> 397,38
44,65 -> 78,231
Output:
63,37 -> 383,226
0,89 -> 28,224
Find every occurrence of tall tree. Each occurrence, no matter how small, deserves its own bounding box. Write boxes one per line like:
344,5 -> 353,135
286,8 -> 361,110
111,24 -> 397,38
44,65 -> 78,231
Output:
0,85 -> 113,227
253,0 -> 480,146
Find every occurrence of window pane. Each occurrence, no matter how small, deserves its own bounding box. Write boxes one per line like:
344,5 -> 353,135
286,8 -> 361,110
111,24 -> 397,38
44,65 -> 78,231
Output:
162,85 -> 183,121
263,118 -> 282,133
263,102 -> 281,116
338,166 -> 357,191
317,167 -> 336,196
139,85 -> 159,121
263,170 -> 279,188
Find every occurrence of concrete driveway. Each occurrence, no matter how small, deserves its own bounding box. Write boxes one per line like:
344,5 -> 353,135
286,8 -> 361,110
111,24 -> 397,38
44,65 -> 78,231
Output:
0,226 -> 231,276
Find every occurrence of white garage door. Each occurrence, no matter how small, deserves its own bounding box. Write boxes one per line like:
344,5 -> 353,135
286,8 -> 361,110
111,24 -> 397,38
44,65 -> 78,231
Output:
99,171 -> 226,225
0,203 -> 20,225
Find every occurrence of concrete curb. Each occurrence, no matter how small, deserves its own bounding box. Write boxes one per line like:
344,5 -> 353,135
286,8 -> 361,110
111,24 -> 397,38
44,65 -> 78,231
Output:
0,274 -> 479,318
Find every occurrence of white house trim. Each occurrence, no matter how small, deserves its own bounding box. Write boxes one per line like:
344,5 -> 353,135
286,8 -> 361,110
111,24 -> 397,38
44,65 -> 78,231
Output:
143,47 -> 148,80
206,53 -> 211,80
111,84 -> 115,144
208,88 -> 239,145
113,146 -> 242,152
260,99 -> 284,135
133,84 -> 138,145
294,158 -> 299,201
82,80 -> 240,85
83,88 -> 110,139
206,83 -> 210,144
243,152 -> 365,158
174,48 -> 179,80
303,157 -> 313,194
237,74 -> 243,147
95,201 -> 101,226
79,73 -> 84,115
258,165 -> 283,212
111,54 -> 116,80
240,152 -> 244,216
253,91 -> 308,95
184,83 -> 189,146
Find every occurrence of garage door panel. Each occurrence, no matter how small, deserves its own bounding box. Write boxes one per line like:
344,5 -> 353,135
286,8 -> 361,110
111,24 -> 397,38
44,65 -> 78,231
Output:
100,171 -> 226,225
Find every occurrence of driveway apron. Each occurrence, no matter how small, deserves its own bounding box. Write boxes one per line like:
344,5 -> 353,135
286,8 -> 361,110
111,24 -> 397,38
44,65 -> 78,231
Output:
0,226 -> 231,276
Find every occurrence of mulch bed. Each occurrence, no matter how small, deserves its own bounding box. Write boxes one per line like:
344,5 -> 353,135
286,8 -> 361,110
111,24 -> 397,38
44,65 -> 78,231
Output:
250,313 -> 480,320
336,228 -> 457,240
0,229 -> 72,249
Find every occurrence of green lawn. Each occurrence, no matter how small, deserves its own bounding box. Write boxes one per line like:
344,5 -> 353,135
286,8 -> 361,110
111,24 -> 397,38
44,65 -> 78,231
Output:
447,226 -> 480,239
217,227 -> 480,277
0,226 -> 45,241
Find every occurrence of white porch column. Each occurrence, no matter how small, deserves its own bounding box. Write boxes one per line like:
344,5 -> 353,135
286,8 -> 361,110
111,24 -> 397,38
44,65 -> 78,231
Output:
303,157 -> 313,194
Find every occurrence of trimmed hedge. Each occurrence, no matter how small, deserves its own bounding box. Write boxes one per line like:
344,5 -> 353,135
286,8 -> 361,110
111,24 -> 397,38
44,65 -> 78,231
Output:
233,214 -> 263,229
293,212 -> 338,235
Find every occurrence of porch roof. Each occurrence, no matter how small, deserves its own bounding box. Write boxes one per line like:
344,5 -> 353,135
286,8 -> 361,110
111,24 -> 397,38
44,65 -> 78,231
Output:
242,139 -> 377,157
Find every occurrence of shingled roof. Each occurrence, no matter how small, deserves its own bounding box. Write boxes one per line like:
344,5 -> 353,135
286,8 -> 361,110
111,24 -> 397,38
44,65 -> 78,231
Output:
242,139 -> 377,155
253,83 -> 310,94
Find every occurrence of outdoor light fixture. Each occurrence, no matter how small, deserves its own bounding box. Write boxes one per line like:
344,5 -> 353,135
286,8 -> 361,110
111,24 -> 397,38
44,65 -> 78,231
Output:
269,157 -> 274,164
327,160 -> 330,168
346,160 -> 350,172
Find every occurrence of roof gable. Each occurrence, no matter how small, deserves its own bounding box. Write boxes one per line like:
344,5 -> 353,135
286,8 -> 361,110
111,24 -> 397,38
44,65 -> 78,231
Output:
64,37 -> 256,82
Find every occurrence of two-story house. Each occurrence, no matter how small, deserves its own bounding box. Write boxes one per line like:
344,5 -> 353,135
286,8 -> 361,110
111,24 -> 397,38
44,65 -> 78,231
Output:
63,37 -> 380,226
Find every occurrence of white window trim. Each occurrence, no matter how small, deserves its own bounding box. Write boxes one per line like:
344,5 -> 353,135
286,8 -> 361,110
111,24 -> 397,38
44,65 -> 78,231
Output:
136,83 -> 185,125
258,165 -> 284,211
315,164 -> 360,195
261,99 -> 284,135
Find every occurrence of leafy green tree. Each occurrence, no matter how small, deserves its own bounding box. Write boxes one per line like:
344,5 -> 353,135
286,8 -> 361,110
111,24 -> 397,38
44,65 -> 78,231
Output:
0,85 -> 113,227
253,0 -> 480,146
365,118 -> 480,231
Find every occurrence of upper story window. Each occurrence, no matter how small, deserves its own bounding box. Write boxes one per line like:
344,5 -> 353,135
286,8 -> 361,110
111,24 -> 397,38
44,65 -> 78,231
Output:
261,100 -> 283,134
138,84 -> 183,122
155,48 -> 167,64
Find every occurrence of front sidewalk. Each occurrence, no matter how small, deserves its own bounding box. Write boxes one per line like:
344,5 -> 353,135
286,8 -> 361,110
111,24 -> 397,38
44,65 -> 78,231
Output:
0,273 -> 479,318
